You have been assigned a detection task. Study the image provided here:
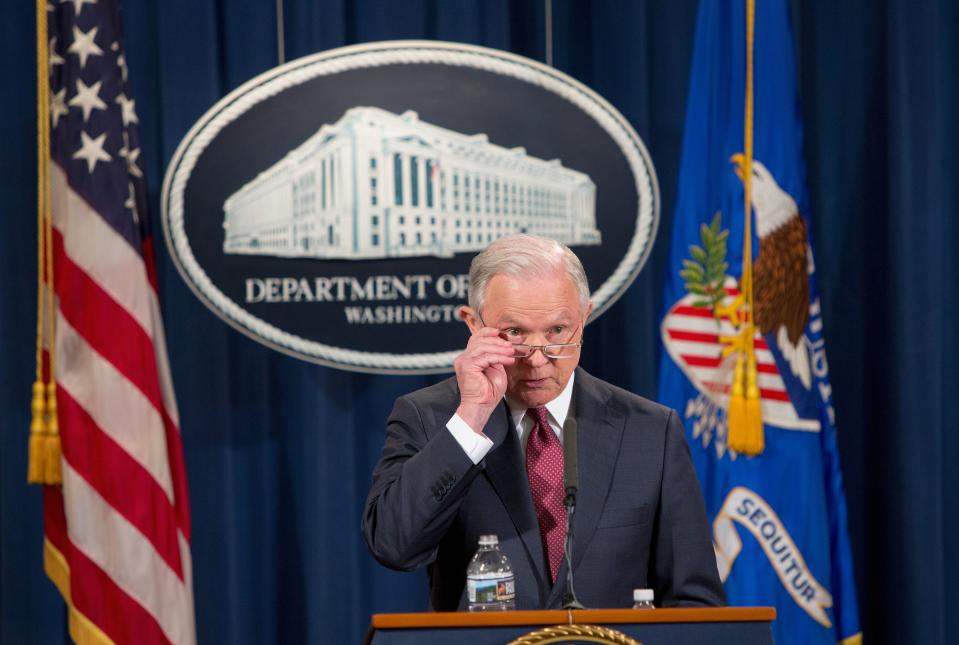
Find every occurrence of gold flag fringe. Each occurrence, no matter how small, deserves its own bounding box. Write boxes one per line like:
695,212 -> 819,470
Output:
45,539 -> 117,645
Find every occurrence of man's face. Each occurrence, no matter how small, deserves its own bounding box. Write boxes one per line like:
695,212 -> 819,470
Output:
470,270 -> 591,408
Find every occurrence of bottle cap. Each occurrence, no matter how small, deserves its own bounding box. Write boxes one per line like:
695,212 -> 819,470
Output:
633,588 -> 654,602
478,534 -> 499,546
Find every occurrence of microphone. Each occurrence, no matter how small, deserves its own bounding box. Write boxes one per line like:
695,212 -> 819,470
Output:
563,416 -> 579,504
561,416 -> 585,610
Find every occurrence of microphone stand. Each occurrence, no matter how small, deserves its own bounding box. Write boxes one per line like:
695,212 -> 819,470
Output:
561,417 -> 585,610
561,488 -> 584,609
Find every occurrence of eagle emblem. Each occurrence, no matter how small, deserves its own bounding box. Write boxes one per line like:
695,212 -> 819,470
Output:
661,156 -> 819,457
736,155 -> 813,389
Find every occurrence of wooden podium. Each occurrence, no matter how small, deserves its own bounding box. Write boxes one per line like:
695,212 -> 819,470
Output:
367,607 -> 776,644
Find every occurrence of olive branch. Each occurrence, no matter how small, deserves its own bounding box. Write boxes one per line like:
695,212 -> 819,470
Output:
680,212 -> 729,312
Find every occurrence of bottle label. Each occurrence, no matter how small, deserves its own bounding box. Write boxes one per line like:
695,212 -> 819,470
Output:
467,574 -> 515,603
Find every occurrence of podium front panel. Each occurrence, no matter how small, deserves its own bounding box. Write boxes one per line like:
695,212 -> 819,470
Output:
368,608 -> 775,645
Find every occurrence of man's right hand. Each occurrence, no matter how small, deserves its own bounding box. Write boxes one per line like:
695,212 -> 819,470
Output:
453,327 -> 515,432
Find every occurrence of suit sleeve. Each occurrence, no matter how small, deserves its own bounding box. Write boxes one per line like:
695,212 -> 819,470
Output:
362,395 -> 483,571
651,410 -> 727,607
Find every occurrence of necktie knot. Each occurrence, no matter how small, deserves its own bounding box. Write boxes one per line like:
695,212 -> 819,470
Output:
530,406 -> 551,431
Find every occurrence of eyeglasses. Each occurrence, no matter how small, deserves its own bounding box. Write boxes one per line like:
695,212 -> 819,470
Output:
509,341 -> 582,359
479,316 -> 584,360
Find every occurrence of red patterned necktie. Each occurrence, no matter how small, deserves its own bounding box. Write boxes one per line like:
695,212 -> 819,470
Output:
525,406 -> 566,583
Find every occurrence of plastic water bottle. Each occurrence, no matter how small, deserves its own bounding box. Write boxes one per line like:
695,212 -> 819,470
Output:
632,588 -> 654,609
467,535 -> 516,611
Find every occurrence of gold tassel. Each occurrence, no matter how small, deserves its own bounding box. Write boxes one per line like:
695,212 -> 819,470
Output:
28,380 -> 47,483
726,353 -> 749,453
44,382 -> 62,484
743,356 -> 765,455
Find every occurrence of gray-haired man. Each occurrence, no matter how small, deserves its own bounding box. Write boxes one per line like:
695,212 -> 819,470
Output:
363,234 -> 724,610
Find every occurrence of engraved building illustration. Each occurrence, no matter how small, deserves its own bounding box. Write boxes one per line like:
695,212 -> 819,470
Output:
222,107 -> 600,259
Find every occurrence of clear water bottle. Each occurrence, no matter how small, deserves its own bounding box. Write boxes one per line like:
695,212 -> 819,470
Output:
632,588 -> 654,609
467,535 -> 516,611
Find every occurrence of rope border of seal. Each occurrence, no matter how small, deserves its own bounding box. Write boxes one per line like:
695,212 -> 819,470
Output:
161,41 -> 659,374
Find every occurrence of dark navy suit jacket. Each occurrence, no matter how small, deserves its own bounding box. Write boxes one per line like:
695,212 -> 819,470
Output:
362,368 -> 725,610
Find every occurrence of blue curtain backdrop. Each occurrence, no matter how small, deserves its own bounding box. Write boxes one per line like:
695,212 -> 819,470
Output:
1,1 -> 956,643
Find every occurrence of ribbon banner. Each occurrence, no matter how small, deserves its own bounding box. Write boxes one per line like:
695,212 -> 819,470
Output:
713,487 -> 833,628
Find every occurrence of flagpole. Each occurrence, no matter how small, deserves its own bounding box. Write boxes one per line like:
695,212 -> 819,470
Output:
29,0 -> 48,484
30,0 -> 61,485
545,0 -> 553,67
276,0 -> 286,66
727,0 -> 764,456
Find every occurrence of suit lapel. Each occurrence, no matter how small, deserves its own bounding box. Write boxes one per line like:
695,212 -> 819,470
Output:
481,401 -> 550,597
545,369 -> 625,607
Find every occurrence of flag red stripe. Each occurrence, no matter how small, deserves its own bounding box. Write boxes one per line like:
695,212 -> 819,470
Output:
666,327 -> 770,349
67,531 -> 173,645
58,387 -> 184,579
758,388 -> 791,402
44,486 -> 69,554
680,354 -> 779,373
667,329 -> 719,343
671,305 -> 717,318
53,230 -> 191,539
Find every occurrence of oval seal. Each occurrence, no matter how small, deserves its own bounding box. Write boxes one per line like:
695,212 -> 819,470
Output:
162,40 -> 659,374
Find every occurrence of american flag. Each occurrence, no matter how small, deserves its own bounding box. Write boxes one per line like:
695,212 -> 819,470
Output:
40,0 -> 195,643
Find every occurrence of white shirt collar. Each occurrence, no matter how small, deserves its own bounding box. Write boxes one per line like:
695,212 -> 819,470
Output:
506,371 -> 576,437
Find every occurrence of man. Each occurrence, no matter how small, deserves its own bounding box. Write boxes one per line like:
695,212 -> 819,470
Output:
362,235 -> 725,610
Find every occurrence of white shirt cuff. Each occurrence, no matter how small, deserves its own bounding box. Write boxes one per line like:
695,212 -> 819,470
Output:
446,414 -> 494,464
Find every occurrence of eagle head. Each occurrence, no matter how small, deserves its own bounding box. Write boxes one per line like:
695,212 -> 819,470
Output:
730,155 -> 798,238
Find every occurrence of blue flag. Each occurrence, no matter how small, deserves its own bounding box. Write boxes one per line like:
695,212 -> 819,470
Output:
657,2 -> 861,643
